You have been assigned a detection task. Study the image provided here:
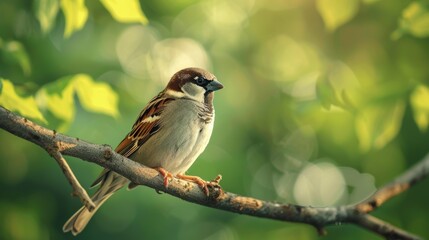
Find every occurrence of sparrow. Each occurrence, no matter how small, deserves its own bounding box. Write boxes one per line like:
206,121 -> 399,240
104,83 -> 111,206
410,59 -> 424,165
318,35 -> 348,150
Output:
63,67 -> 223,235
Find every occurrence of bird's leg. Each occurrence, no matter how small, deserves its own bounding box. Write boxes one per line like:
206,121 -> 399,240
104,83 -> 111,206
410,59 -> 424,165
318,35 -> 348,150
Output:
155,167 -> 173,188
176,174 -> 223,196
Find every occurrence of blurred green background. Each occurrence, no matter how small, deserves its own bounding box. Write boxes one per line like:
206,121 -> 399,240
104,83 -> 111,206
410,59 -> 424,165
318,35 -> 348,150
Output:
1,0 -> 429,239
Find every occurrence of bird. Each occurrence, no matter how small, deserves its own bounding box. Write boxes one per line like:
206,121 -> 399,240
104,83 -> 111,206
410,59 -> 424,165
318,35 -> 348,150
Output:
63,67 -> 223,235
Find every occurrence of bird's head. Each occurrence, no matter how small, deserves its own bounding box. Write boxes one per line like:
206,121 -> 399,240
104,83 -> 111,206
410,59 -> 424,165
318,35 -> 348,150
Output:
165,68 -> 223,103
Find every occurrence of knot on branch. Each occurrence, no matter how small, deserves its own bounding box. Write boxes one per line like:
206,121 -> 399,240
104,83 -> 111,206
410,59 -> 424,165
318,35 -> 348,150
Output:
231,196 -> 263,211
102,144 -> 113,160
207,174 -> 225,201
46,142 -> 60,157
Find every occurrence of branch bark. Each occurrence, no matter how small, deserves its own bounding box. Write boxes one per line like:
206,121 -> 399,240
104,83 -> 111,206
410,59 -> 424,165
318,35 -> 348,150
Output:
0,106 -> 426,240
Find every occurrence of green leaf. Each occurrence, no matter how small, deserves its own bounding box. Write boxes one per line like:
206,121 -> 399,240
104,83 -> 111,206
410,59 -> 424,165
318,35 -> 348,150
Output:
393,2 -> 429,39
73,74 -> 119,118
355,100 -> 405,151
410,85 -> 429,131
100,0 -> 148,24
3,41 -> 31,76
316,0 -> 359,31
34,0 -> 59,33
316,62 -> 360,110
36,76 -> 75,122
316,74 -> 335,110
36,74 -> 119,126
0,79 -> 46,123
60,0 -> 88,38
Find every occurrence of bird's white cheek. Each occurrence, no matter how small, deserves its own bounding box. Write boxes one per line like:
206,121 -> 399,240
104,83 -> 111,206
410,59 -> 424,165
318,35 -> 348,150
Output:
181,83 -> 206,102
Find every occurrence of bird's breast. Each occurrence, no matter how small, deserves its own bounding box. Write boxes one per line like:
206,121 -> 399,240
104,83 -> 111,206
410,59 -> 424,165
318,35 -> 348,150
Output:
135,99 -> 214,174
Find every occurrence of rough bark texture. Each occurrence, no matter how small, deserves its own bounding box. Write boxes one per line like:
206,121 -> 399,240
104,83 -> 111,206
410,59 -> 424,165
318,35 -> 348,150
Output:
0,106 -> 426,240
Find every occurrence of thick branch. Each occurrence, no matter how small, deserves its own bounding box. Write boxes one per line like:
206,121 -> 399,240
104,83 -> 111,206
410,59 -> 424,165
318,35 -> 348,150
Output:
0,106 -> 425,240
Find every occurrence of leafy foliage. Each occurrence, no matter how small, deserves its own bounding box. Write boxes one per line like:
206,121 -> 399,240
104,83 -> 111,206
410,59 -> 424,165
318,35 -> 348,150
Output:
316,61 -> 360,110
73,74 -> 119,118
34,0 -> 59,34
60,0 -> 88,38
35,74 -> 119,130
410,85 -> 429,131
100,0 -> 148,24
393,1 -> 429,39
0,39 -> 31,76
0,0 -> 143,127
0,79 -> 46,123
0,75 -> 118,130
33,0 -> 149,37
355,100 -> 405,151
316,0 -> 360,31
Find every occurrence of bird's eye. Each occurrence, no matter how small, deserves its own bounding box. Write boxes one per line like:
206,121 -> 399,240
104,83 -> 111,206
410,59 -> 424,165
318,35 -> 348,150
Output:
196,77 -> 205,86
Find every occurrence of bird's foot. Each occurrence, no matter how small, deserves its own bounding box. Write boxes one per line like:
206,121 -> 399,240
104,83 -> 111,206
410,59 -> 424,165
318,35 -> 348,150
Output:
155,167 -> 173,188
177,174 -> 223,196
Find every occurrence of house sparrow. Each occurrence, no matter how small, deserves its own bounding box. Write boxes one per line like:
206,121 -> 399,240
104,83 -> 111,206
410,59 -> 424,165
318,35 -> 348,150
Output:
63,67 -> 223,235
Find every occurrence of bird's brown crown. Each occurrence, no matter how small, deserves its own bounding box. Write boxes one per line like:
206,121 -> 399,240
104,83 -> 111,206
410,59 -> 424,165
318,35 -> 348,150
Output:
167,67 -> 216,92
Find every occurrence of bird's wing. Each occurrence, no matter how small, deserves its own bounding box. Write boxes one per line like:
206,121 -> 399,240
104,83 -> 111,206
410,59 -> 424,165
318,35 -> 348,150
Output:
90,93 -> 174,187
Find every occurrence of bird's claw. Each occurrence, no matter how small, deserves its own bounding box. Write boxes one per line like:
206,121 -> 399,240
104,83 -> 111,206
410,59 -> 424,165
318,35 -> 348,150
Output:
155,167 -> 173,188
155,169 -> 223,196
177,174 -> 223,196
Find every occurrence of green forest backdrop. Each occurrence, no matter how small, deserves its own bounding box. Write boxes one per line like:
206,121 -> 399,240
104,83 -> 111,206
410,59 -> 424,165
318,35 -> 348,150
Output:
1,0 -> 429,239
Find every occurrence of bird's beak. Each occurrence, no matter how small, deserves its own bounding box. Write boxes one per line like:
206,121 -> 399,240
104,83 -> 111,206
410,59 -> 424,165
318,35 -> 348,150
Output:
205,79 -> 224,92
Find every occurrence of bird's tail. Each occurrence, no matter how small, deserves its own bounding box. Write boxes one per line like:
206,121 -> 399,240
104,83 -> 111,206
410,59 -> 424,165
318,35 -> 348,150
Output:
63,171 -> 128,236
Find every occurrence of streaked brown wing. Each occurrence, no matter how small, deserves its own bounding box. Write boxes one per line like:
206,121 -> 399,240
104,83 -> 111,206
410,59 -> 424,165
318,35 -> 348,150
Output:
90,94 -> 174,188
117,96 -> 173,155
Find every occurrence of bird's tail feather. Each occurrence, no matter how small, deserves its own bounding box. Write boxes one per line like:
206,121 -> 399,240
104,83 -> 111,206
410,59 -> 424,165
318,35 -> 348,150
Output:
63,171 -> 128,235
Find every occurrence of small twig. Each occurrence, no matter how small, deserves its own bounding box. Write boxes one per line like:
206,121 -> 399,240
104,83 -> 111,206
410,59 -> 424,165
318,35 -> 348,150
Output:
48,145 -> 95,211
352,214 -> 422,240
356,154 -> 429,213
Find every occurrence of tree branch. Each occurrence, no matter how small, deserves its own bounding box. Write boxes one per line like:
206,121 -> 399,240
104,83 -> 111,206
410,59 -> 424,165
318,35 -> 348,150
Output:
0,106 -> 426,240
